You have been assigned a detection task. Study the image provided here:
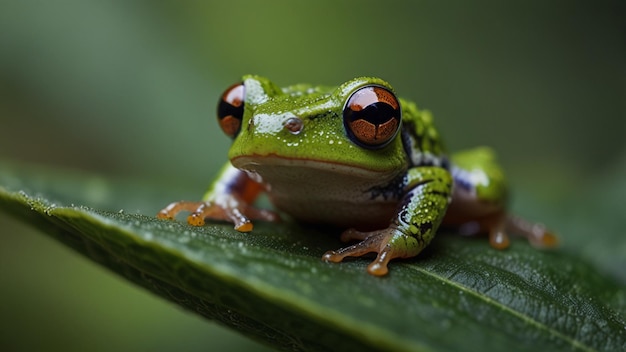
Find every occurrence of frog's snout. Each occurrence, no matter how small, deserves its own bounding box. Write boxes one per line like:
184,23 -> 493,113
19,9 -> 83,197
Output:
283,117 -> 304,135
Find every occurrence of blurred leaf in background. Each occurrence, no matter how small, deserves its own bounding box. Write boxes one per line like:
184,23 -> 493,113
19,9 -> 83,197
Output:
1,0 -> 624,351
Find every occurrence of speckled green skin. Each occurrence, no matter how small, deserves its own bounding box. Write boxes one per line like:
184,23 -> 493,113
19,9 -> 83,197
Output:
205,75 -> 507,274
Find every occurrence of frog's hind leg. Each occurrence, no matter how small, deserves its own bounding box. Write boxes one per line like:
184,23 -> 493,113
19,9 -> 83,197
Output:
447,147 -> 558,249
449,202 -> 559,250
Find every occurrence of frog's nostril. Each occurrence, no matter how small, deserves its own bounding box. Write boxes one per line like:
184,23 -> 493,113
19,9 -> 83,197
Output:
283,117 -> 304,135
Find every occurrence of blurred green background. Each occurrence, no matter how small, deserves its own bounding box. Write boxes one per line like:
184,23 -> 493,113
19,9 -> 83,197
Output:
1,1 -> 624,351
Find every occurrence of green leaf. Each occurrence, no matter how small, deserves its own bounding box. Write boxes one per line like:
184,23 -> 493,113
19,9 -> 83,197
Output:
0,161 -> 624,352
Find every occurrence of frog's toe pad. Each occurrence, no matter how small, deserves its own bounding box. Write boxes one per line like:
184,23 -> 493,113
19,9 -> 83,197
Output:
488,229 -> 511,250
530,231 -> 559,248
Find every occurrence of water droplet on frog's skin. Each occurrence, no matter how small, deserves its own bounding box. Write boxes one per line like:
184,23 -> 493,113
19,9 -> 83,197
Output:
284,117 -> 303,134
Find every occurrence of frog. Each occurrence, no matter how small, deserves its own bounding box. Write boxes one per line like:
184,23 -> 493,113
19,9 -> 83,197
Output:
157,75 -> 558,276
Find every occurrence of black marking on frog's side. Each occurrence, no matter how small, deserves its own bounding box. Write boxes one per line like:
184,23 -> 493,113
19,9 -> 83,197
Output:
366,174 -> 406,201
440,157 -> 451,171
416,220 -> 433,235
401,121 -> 449,169
416,154 -> 450,169
413,220 -> 433,247
401,122 -> 422,165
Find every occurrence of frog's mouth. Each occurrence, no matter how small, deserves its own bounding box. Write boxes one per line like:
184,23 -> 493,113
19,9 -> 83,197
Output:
231,154 -> 396,181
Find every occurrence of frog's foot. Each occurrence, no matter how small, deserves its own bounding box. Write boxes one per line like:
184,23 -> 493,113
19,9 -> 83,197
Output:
506,215 -> 559,248
157,199 -> 279,232
476,213 -> 558,250
322,226 -> 418,276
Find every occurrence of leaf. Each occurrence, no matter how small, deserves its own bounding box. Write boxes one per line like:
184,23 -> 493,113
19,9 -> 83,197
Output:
0,161 -> 624,352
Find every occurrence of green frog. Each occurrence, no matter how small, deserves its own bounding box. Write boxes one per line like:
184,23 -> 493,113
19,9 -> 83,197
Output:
158,75 -> 557,276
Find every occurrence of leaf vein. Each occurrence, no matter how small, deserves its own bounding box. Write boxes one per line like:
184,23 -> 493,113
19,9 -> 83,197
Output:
406,265 -> 597,352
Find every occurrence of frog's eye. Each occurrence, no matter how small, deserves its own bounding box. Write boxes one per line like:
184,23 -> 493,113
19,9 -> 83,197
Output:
217,82 -> 245,138
343,85 -> 401,149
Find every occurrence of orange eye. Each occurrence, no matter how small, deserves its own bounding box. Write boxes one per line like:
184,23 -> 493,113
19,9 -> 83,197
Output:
217,82 -> 245,138
343,85 -> 401,149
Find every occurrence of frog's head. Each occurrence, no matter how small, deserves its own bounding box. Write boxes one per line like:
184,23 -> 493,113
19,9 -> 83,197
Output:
216,75 -> 408,180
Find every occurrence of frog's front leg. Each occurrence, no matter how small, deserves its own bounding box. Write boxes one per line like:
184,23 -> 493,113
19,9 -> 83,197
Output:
157,164 -> 279,231
323,167 -> 453,276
